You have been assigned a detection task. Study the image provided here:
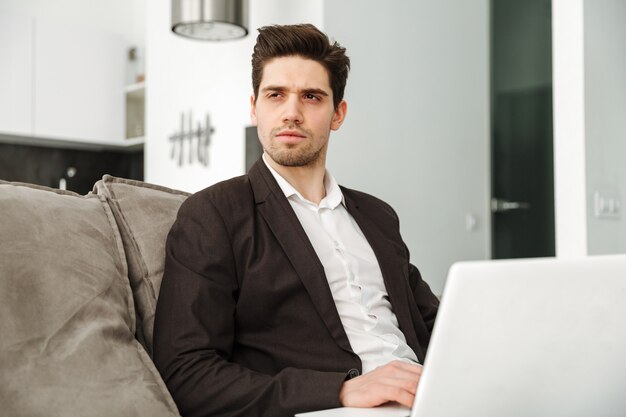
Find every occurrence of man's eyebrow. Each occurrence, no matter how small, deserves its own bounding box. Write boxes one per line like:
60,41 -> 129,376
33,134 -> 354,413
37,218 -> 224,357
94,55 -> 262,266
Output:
260,85 -> 329,96
260,85 -> 286,92
302,88 -> 329,97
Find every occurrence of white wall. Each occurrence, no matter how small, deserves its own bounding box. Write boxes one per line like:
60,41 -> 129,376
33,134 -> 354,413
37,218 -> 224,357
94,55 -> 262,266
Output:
144,0 -> 323,192
553,0 -> 626,257
584,0 -> 626,254
323,1 -> 491,295
552,0 -> 588,257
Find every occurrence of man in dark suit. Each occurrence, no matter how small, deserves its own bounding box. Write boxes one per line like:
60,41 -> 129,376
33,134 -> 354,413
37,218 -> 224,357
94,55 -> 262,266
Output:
153,24 -> 440,417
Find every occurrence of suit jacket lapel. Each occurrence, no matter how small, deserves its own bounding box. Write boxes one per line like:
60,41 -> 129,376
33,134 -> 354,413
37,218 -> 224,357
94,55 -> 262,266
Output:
248,160 -> 354,354
343,192 -> 423,360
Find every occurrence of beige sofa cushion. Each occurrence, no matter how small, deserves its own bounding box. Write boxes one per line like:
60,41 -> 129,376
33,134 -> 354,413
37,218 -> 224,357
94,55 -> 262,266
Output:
94,175 -> 189,356
0,181 -> 180,417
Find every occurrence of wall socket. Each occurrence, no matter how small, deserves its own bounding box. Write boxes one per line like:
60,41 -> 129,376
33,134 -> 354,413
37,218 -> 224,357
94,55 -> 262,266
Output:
594,191 -> 621,220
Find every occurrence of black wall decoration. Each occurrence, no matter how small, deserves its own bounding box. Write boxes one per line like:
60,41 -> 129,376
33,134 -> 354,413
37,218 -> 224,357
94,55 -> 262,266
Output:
169,111 -> 214,167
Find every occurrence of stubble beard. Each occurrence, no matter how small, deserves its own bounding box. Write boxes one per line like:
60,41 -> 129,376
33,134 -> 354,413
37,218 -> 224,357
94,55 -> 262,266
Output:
263,126 -> 326,167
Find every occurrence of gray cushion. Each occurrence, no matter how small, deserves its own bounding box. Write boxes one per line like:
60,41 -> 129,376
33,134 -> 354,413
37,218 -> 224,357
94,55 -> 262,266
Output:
0,180 -> 180,417
93,175 -> 189,356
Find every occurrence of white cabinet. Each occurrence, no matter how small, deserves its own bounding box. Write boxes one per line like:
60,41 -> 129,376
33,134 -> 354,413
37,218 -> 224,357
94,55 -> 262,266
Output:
34,18 -> 127,142
0,13 -> 33,136
0,13 -> 127,143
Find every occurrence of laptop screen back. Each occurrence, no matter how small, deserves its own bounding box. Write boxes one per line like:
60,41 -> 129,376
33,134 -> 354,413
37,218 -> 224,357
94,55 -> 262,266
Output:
412,255 -> 626,417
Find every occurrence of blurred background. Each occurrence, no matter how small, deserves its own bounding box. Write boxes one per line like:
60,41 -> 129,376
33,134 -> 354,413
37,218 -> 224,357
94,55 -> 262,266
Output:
1,0 -> 624,295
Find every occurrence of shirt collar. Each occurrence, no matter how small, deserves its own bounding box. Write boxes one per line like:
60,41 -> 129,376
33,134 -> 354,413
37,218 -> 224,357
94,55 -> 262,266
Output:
262,154 -> 345,209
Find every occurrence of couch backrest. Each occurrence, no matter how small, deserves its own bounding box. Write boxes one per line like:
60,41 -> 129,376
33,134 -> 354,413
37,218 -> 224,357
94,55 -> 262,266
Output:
0,179 -> 181,417
93,175 -> 190,357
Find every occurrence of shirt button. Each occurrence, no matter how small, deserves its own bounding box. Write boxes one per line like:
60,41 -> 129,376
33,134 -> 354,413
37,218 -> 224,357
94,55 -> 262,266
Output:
347,368 -> 360,379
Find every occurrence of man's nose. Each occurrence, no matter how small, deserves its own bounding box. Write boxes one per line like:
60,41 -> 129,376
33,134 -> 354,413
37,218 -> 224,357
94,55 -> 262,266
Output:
282,95 -> 303,124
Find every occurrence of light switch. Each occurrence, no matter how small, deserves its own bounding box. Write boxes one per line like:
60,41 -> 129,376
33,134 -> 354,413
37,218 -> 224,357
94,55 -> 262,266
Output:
594,191 -> 621,220
465,213 -> 478,231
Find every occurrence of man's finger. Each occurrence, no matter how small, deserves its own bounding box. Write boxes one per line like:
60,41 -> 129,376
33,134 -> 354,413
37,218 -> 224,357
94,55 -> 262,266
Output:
375,361 -> 423,378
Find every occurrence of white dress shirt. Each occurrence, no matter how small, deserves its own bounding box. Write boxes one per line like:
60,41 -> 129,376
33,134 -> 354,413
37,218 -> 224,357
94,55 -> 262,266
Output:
263,155 -> 418,374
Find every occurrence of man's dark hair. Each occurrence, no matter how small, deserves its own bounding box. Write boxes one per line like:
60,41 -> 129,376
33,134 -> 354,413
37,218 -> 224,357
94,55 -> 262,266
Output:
251,24 -> 350,109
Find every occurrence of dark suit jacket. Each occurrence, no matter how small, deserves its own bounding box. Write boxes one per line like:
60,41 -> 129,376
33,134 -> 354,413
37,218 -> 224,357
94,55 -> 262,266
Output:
153,159 -> 440,417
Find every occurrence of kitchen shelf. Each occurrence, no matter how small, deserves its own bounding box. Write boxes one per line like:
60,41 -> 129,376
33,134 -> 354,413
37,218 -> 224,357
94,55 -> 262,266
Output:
0,132 -> 144,152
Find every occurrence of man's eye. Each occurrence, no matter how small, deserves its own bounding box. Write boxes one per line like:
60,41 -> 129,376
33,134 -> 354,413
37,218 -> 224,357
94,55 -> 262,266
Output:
304,94 -> 319,101
268,92 -> 282,98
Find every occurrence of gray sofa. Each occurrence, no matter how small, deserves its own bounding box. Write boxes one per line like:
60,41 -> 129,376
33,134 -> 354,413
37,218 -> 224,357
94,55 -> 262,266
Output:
0,175 -> 192,417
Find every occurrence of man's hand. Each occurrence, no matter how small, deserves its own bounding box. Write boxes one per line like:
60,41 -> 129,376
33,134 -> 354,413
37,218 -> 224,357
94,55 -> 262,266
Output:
339,361 -> 423,408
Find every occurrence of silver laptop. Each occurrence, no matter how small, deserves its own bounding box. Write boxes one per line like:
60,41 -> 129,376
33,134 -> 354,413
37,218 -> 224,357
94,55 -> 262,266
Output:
298,255 -> 626,417
411,254 -> 626,417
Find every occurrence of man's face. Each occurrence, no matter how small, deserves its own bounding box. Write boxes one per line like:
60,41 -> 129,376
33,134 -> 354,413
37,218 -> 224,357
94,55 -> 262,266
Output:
250,55 -> 346,168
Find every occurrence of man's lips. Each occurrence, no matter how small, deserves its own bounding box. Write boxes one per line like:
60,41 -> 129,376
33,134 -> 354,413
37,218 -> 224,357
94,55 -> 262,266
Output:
276,130 -> 306,138
275,130 -> 307,144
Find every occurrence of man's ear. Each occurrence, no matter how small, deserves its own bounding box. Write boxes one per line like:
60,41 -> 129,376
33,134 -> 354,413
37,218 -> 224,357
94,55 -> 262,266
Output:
331,100 -> 347,131
250,94 -> 258,126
